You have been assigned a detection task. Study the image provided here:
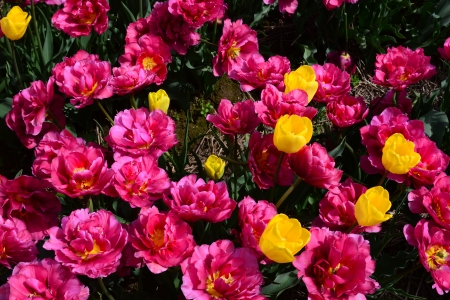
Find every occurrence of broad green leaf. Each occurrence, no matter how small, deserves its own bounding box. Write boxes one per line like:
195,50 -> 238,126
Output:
262,270 -> 301,298
328,137 -> 346,158
419,110 -> 449,147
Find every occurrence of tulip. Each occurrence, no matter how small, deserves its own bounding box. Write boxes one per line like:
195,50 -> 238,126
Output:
273,115 -> 312,154
0,6 -> 31,41
284,65 -> 318,102
354,186 -> 392,227
259,214 -> 311,263
148,89 -> 170,113
204,155 -> 225,181
382,133 -> 421,175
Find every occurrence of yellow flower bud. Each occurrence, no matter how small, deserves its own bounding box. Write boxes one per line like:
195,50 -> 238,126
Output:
148,89 -> 170,113
354,186 -> 392,227
0,6 -> 31,41
259,214 -> 310,263
273,115 -> 313,154
382,133 -> 421,174
204,155 -> 226,181
284,65 -> 318,102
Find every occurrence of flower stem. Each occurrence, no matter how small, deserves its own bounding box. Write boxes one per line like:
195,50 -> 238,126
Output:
200,38 -> 217,47
218,156 -> 247,165
139,0 -> 143,18
130,94 -> 137,109
377,172 -> 387,187
30,0 -> 46,67
8,41 -> 23,89
97,278 -> 115,300
346,222 -> 358,234
378,262 -> 423,286
95,100 -> 114,126
46,109 -> 64,130
276,177 -> 302,209
233,134 -> 238,200
269,152 -> 285,203
344,3 -> 348,53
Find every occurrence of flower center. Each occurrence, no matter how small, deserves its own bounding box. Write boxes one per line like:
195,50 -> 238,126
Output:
206,272 -> 233,298
150,229 -> 165,248
426,245 -> 449,270
227,41 -> 240,59
142,57 -> 157,71
81,81 -> 98,97
77,241 -> 102,261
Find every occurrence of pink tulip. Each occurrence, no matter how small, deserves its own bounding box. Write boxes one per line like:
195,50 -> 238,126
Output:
0,217 -> 37,269
129,206 -> 196,273
326,95 -> 368,128
50,146 -> 114,198
248,131 -> 293,189
255,84 -> 317,128
125,16 -> 152,44
168,0 -> 225,28
163,174 -> 236,223
119,34 -> 172,85
438,37 -> 450,61
5,78 -> 65,149
106,108 -> 177,160
404,220 -> 450,295
181,240 -> 266,299
360,107 -> 425,183
109,156 -> 170,208
52,50 -> 100,87
44,209 -> 128,278
212,19 -> 259,76
314,178 -> 381,233
238,197 -> 277,261
373,46 -> 436,91
229,53 -> 290,92
148,1 -> 200,55
33,130 -> 86,179
206,99 -> 260,136
8,259 -> 89,300
327,50 -> 356,74
51,0 -> 109,37
0,175 -> 61,241
312,63 -> 351,103
294,227 -> 379,299
108,65 -> 153,95
289,143 -> 343,191
264,0 -> 298,14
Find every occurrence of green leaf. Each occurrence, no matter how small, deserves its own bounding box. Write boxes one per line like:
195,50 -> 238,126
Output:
328,137 -> 346,158
121,1 -> 137,24
262,270 -> 301,297
419,110 -> 449,147
37,6 -> 53,66
0,98 -> 12,118
385,286 -> 426,300
373,249 -> 418,278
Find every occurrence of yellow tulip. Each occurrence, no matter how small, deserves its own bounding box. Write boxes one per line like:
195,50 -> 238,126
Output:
204,155 -> 225,181
148,89 -> 170,113
273,115 -> 313,153
1,6 -> 31,41
382,133 -> 421,174
259,214 -> 310,263
284,65 -> 318,102
354,186 -> 392,227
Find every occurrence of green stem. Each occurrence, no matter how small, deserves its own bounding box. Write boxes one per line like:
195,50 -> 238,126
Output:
276,177 -> 303,209
97,278 -> 115,300
269,152 -> 285,203
87,197 -> 94,213
377,172 -> 387,187
218,156 -> 248,165
8,41 -> 23,89
346,222 -> 358,234
139,0 -> 143,18
212,20 -> 218,44
95,100 -> 114,125
378,263 -> 423,285
344,3 -> 348,53
200,38 -> 217,47
199,222 -> 211,244
46,109 -> 64,130
130,94 -> 137,109
233,134 -> 238,200
30,0 -> 46,67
